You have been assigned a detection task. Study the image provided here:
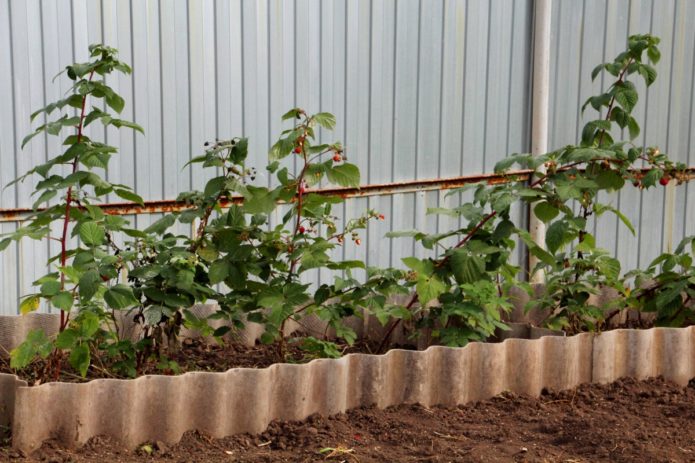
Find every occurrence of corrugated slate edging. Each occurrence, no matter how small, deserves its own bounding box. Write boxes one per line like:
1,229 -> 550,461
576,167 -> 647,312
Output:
0,323 -> 693,454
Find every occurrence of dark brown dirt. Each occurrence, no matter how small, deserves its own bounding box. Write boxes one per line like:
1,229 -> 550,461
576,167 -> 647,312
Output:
1,376 -> 694,462
0,338 -> 399,385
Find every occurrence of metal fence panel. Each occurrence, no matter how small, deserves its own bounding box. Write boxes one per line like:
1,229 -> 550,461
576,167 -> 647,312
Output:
0,0 -> 692,314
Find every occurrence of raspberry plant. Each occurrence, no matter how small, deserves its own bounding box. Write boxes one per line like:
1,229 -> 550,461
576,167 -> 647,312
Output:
184,109 -> 384,359
377,34 -> 691,344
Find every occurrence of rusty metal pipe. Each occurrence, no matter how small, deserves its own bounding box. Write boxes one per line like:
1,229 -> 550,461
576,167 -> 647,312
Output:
0,171 -> 532,223
1,167 -> 693,223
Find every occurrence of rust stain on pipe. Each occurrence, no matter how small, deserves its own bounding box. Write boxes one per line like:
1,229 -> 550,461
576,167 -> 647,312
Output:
1,167 -> 693,223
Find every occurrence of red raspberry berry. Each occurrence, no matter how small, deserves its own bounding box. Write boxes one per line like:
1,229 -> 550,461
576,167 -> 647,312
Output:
355,238 -> 361,245
298,226 -> 306,234
294,146 -> 302,154
659,175 -> 670,186
333,154 -> 342,162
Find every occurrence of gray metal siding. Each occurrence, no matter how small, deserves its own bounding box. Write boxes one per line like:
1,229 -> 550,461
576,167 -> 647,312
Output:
548,0 -> 695,273
0,0 -> 692,314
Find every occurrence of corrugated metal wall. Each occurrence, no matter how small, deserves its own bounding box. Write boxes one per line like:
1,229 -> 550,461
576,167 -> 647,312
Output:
548,0 -> 695,273
0,0 -> 693,315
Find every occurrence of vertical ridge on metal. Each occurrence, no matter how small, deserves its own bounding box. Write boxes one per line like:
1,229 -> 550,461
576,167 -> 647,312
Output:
528,0 -> 552,283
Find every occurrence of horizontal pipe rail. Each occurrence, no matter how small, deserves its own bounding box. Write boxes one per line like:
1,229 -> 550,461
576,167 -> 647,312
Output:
1,166 -> 693,223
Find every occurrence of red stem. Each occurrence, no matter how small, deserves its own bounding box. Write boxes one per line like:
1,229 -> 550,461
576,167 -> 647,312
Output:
59,71 -> 94,331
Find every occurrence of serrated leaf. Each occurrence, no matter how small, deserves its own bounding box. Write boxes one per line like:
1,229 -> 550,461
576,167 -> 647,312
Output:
144,215 -> 176,234
313,112 -> 336,129
533,202 -> 559,223
591,63 -> 605,81
638,64 -> 657,86
416,275 -> 446,305
402,257 -> 432,275
545,220 -> 569,254
450,250 -> 486,284
208,260 -> 229,285
627,116 -> 640,140
55,329 -> 79,349
109,118 -> 145,134
0,238 -> 12,252
242,186 -> 279,214
647,45 -> 661,64
79,270 -> 101,301
114,188 -> 144,206
40,280 -> 61,297
79,221 -> 105,246
32,189 -> 57,210
105,92 -> 125,113
594,169 -> 625,192
10,330 -> 52,369
326,163 -> 360,187
19,295 -> 41,314
615,88 -> 638,113
641,169 -> 662,188
281,108 -> 302,120
51,291 -> 74,311
69,344 -> 91,377
104,284 -> 138,309
21,131 -> 41,148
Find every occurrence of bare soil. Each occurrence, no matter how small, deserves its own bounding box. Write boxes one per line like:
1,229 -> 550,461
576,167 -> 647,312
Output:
1,376 -> 694,462
0,338 -> 400,385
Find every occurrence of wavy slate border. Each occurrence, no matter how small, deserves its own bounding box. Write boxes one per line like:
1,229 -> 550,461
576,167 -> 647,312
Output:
1,326 -> 693,453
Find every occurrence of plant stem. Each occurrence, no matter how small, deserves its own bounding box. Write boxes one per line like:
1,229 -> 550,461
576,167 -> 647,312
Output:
58,70 -> 94,332
377,209 -> 498,353
597,58 -> 634,147
279,119 -> 310,360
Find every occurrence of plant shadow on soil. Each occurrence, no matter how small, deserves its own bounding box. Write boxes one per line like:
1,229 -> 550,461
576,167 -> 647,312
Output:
0,376 -> 694,462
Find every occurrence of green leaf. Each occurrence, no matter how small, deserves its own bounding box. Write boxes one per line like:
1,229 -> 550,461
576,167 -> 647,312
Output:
19,295 -> 41,314
627,116 -> 640,140
230,137 -> 249,163
281,108 -> 302,120
615,88 -> 638,113
109,118 -> 145,134
79,221 -> 105,246
79,270 -> 101,301
51,291 -> 74,311
600,205 -> 636,236
416,275 -> 446,305
21,131 -> 41,148
0,238 -> 11,252
242,186 -> 279,214
591,63 -> 605,81
69,344 -> 91,377
114,188 -> 144,206
594,169 -> 625,192
647,45 -> 661,64
10,330 -> 52,369
313,112 -> 336,130
546,220 -> 569,254
402,257 -> 433,275
208,260 -> 229,285
55,329 -> 79,349
204,176 -> 227,198
104,284 -> 139,309
638,64 -> 657,86
32,189 -> 57,210
40,280 -> 61,297
533,202 -> 559,223
105,92 -> 125,113
450,250 -> 486,284
326,163 -> 360,188
641,169 -> 662,188
144,215 -> 176,234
